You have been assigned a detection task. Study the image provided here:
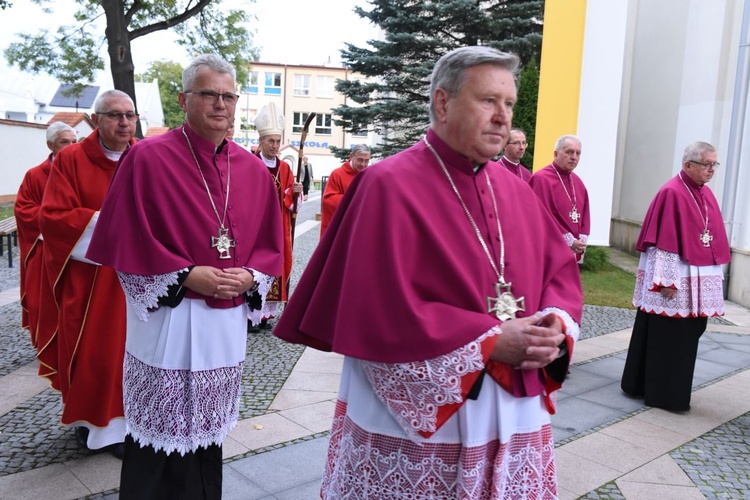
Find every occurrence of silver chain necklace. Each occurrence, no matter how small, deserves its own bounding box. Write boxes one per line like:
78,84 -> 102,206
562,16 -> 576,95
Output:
679,171 -> 713,247
553,165 -> 580,223
182,126 -> 235,259
423,137 -> 525,321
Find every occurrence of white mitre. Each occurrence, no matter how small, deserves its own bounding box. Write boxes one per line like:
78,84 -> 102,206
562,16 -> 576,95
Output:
254,102 -> 285,137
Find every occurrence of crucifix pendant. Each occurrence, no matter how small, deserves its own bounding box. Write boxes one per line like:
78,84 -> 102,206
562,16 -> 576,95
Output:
487,281 -> 526,321
569,206 -> 580,223
211,227 -> 235,259
700,229 -> 713,247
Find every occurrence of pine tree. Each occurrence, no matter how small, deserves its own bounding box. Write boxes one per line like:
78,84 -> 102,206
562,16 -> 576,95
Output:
513,57 -> 540,167
333,0 -> 544,158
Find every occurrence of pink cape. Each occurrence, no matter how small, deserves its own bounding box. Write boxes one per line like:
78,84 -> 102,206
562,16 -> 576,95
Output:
274,129 -> 582,366
637,171 -> 730,266
87,125 -> 284,308
529,163 -> 591,237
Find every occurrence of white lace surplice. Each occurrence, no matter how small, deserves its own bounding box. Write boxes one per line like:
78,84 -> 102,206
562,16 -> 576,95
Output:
633,247 -> 725,318
321,315 -> 578,500
116,269 -> 272,455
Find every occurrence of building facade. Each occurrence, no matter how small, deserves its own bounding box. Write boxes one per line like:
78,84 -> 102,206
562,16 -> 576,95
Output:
236,62 -> 379,178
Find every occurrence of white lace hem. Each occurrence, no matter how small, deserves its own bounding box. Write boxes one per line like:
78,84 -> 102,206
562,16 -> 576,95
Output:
633,247 -> 725,317
361,327 -> 499,438
541,306 -> 581,343
123,352 -> 242,456
247,269 -> 275,325
117,270 -> 184,322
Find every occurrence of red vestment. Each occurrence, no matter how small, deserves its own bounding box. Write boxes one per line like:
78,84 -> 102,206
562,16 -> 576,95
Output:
255,153 -> 295,301
14,156 -> 60,387
39,130 -> 135,430
320,159 -> 359,236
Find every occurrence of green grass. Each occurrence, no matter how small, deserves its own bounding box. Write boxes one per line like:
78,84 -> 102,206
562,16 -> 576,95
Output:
581,262 -> 636,309
0,203 -> 13,220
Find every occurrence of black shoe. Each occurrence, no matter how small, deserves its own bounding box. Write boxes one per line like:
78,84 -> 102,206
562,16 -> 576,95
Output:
259,319 -> 273,330
109,442 -> 125,459
247,320 -> 260,333
74,427 -> 90,449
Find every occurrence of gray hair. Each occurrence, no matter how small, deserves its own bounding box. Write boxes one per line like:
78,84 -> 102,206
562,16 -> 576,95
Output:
554,134 -> 582,151
351,144 -> 371,156
510,127 -> 527,137
93,90 -> 133,113
429,46 -> 520,123
46,121 -> 76,143
682,141 -> 716,163
183,54 -> 236,90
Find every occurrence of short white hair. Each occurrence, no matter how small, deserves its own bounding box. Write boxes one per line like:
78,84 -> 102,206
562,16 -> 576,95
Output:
46,121 -> 76,143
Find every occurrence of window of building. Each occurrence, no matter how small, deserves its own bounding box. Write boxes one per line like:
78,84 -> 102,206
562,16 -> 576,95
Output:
315,113 -> 332,135
293,112 -> 312,133
352,126 -> 368,137
294,74 -> 311,97
317,75 -> 334,98
242,71 -> 259,94
264,72 -> 282,95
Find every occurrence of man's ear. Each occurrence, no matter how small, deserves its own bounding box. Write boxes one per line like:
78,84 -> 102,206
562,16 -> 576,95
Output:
433,88 -> 450,123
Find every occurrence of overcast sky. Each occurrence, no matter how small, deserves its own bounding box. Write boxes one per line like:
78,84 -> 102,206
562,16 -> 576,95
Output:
0,0 -> 380,85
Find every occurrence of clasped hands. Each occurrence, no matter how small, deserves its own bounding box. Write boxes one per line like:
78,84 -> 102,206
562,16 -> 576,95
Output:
491,312 -> 566,370
571,239 -> 587,255
183,266 -> 256,300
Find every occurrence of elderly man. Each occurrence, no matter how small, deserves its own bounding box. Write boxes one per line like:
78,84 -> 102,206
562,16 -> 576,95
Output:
250,102 -> 303,332
39,90 -> 137,456
319,144 -> 371,236
499,127 -> 531,181
87,54 -> 283,498
301,155 -> 314,201
530,135 -> 591,263
621,141 -> 731,412
15,121 -> 76,372
274,46 -> 583,499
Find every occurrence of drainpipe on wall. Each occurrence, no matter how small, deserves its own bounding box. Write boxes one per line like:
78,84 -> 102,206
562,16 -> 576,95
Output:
722,0 -> 750,297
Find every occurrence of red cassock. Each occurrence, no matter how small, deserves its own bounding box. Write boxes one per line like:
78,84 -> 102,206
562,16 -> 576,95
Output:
255,153 -> 295,301
320,159 -> 359,237
14,156 -> 60,387
39,130 -> 135,427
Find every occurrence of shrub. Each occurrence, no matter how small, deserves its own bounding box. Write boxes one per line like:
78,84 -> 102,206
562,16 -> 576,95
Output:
580,246 -> 609,272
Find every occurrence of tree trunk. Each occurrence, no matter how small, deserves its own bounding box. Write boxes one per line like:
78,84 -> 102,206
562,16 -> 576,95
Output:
101,0 -> 143,138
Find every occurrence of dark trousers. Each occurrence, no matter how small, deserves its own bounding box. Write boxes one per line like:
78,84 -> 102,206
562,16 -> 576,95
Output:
119,434 -> 223,500
621,309 -> 707,411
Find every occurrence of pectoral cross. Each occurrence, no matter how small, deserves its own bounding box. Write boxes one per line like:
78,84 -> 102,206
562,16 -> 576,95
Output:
700,229 -> 713,247
487,281 -> 526,321
569,207 -> 581,223
211,227 -> 235,259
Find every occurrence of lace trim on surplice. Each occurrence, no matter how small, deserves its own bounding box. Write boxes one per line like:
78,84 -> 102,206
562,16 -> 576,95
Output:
123,352 -> 242,456
117,269 -> 186,322
247,269 -> 275,325
322,400 -> 557,499
361,327 -> 499,438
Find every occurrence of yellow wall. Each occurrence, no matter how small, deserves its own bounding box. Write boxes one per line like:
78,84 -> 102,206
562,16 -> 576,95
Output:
533,0 -> 588,171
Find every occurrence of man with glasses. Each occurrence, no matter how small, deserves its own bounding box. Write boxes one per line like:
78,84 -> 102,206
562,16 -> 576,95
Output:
621,141 -> 731,412
39,90 -> 137,458
499,128 -> 532,181
88,54 -> 283,497
320,143 -> 371,237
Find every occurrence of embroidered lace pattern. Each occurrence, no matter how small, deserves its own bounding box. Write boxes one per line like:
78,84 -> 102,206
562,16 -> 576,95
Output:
633,247 -> 725,317
322,400 -> 557,499
361,327 -> 498,437
117,270 -> 184,322
562,232 -> 575,247
247,269 -> 275,326
123,353 -> 242,455
540,307 -> 580,343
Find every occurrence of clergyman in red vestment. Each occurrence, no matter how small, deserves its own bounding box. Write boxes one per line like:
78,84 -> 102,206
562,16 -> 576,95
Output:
320,144 -> 371,237
15,121 -> 76,388
39,90 -> 137,455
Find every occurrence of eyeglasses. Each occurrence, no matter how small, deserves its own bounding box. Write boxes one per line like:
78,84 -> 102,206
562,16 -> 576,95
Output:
689,160 -> 720,170
99,111 -> 139,122
185,90 -> 240,105
506,141 -> 527,147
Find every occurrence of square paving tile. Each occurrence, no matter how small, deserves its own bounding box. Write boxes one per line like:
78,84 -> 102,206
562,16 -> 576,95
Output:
552,396 -> 627,437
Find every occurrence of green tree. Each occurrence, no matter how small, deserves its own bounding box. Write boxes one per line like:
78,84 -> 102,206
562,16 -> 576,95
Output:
136,60 -> 184,129
332,0 -> 544,159
513,57 -> 539,167
4,0 -> 256,137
